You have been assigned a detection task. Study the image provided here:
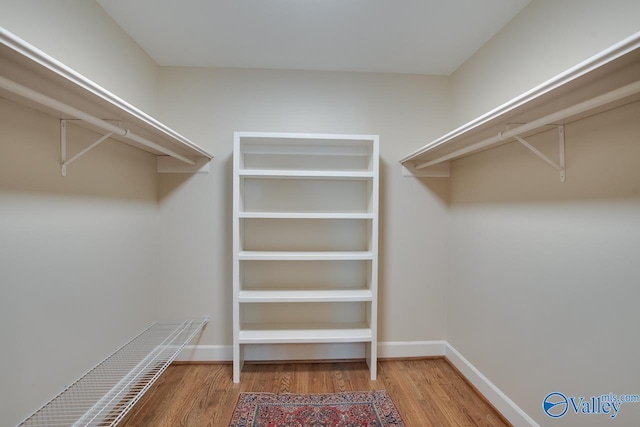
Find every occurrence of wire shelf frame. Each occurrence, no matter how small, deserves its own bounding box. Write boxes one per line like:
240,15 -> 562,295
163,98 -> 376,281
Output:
18,317 -> 209,427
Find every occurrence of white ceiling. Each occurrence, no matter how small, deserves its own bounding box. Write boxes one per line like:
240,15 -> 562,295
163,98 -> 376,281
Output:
97,0 -> 531,75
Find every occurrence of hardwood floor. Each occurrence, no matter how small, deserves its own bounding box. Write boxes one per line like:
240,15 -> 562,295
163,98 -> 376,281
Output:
119,358 -> 510,426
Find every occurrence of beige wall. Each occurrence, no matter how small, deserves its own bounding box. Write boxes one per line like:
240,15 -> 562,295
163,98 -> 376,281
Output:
0,2 -> 162,425
448,1 -> 640,425
0,100 -> 160,427
451,0 -> 640,126
3,0 -> 640,425
0,0 -> 159,114
155,67 -> 452,349
449,101 -> 640,427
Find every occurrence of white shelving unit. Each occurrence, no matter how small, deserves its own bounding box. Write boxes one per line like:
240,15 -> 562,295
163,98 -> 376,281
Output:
400,31 -> 640,180
232,132 -> 379,383
0,27 -> 213,175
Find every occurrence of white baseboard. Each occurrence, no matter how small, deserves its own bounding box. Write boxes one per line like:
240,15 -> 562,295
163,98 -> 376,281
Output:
175,343 -> 365,362
444,343 -> 539,427
175,341 -> 536,426
175,341 -> 447,362
378,340 -> 447,358
174,344 -> 231,362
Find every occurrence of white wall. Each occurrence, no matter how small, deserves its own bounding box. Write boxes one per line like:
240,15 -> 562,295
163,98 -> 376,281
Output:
448,1 -> 640,425
0,2 -> 162,425
0,0 -> 159,114
155,67 -> 452,355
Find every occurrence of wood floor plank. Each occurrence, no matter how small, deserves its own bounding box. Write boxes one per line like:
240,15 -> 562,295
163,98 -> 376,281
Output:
119,359 -> 511,426
378,361 -> 432,426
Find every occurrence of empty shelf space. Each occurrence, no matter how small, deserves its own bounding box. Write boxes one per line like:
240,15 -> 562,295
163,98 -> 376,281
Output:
242,146 -> 370,156
239,178 -> 372,214
239,136 -> 374,157
239,251 -> 374,261
238,322 -> 373,344
238,289 -> 374,303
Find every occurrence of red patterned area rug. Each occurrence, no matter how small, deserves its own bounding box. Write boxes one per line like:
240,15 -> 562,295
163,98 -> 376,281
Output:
228,390 -> 406,427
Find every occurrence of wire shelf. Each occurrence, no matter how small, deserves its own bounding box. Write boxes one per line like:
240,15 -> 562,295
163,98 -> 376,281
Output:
18,317 -> 209,427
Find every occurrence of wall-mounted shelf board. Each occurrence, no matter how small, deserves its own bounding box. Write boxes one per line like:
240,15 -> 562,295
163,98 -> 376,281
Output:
238,323 -> 373,344
239,250 -> 374,261
238,212 -> 375,219
400,31 -> 640,176
0,27 -> 213,173
239,169 -> 374,179
239,289 -> 374,303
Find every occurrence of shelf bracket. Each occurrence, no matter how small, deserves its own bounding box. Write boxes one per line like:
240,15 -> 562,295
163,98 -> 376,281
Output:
60,119 -> 115,176
510,125 -> 565,182
402,161 -> 450,178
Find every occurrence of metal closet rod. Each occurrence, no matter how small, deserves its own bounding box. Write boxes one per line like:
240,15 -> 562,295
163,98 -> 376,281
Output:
414,79 -> 640,170
0,74 -> 196,166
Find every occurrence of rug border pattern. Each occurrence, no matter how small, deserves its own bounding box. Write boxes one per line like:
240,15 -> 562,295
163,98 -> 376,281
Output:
229,390 -> 406,427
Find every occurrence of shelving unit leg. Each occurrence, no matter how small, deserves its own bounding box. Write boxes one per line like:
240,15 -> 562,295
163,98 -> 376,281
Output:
233,342 -> 244,383
366,342 -> 377,380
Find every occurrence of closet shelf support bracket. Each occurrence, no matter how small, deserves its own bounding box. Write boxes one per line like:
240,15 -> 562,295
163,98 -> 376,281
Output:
510,125 -> 565,182
60,119 -> 115,177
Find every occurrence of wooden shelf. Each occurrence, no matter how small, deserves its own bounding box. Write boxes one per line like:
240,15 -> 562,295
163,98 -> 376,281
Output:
238,212 -> 374,219
0,27 -> 212,170
238,289 -> 374,303
242,146 -> 370,156
400,31 -> 640,175
238,323 -> 373,344
237,132 -> 376,154
239,169 -> 373,179
239,251 -> 374,261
